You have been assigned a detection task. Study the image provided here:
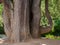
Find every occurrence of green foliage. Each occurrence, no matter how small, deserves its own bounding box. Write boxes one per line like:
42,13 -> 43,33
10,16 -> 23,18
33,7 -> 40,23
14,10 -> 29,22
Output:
45,34 -> 60,40
0,4 -> 4,34
41,0 -> 60,39
46,34 -> 55,39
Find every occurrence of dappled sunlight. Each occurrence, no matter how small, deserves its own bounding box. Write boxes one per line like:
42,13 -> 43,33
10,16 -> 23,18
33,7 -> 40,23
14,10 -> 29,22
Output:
42,44 -> 47,45
0,38 -> 4,44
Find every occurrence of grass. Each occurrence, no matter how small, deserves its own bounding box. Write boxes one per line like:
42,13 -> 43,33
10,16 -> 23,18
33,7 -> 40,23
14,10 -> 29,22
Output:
45,34 -> 60,40
0,4 -> 5,34
0,4 -> 3,26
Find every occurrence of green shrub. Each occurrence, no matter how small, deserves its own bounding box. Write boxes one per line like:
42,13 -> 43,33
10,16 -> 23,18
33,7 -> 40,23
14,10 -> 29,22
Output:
0,4 -> 4,34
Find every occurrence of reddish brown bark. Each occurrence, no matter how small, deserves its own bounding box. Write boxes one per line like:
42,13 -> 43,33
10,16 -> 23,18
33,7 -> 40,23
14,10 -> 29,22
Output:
30,0 -> 41,38
2,0 -> 53,43
2,0 -> 12,41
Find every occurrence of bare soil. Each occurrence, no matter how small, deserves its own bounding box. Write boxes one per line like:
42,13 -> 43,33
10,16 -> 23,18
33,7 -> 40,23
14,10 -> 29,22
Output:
0,38 -> 60,45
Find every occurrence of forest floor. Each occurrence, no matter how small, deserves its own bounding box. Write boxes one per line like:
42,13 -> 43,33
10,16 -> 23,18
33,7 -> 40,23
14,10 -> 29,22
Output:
0,36 -> 60,45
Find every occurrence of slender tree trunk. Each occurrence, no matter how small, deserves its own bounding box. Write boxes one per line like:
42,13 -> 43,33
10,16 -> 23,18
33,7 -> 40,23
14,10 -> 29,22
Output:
39,0 -> 53,34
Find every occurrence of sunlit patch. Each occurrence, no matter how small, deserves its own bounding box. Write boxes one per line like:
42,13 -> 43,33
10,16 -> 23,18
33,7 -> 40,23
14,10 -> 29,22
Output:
0,38 -> 4,43
42,44 -> 47,45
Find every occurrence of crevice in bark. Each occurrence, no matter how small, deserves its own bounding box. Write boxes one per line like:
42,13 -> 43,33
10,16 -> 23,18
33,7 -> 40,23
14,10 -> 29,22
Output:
29,0 -> 33,36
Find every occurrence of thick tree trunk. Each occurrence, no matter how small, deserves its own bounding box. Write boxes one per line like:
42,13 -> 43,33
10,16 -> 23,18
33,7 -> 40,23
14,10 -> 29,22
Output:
2,0 -> 53,43
10,0 -> 31,42
3,0 -> 31,43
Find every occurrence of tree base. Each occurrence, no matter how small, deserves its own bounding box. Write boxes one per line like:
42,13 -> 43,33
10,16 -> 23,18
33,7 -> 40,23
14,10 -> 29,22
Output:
0,39 -> 60,45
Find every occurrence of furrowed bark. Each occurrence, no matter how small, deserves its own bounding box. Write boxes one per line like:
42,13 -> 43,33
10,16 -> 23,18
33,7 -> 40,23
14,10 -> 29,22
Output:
11,0 -> 31,43
10,0 -> 15,43
20,0 -> 31,41
31,0 -> 41,38
2,0 -> 53,43
2,0 -> 12,41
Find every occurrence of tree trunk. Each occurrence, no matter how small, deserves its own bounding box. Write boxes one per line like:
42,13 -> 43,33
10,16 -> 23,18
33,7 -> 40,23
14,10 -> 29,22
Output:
3,0 -> 12,41
30,0 -> 41,38
40,0 -> 53,34
10,0 -> 31,43
2,0 -> 53,43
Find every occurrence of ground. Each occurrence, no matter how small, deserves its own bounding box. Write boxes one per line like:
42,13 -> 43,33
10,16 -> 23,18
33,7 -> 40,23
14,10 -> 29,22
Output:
0,37 -> 60,45
0,35 -> 60,45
